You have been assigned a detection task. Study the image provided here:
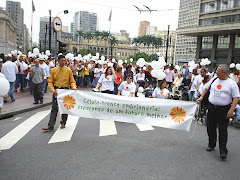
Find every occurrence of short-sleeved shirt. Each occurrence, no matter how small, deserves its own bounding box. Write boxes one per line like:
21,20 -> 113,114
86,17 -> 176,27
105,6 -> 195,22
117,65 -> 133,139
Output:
94,68 -> 101,78
205,78 -> 240,106
98,74 -> 114,91
31,66 -> 45,84
136,73 -> 145,81
165,69 -> 174,82
152,87 -> 169,99
118,81 -> 136,97
193,74 -> 204,89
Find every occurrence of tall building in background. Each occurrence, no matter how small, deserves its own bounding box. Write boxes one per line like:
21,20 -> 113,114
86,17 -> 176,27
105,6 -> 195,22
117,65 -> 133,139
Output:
146,26 -> 157,35
0,9 -> 17,54
70,22 -> 74,36
23,24 -> 30,53
62,26 -> 69,33
177,0 -> 240,65
39,16 -> 61,52
175,0 -> 199,62
73,11 -> 98,41
6,0 -> 24,52
138,21 -> 150,36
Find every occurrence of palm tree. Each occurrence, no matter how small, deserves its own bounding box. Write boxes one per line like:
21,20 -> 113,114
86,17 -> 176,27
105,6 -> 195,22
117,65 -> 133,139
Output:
77,30 -> 84,53
94,30 -> 101,52
109,35 -> 118,59
101,31 -> 110,56
84,32 -> 93,54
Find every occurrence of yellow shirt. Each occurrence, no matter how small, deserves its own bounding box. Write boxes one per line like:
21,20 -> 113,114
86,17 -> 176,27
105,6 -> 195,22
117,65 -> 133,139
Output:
84,67 -> 89,76
48,66 -> 76,92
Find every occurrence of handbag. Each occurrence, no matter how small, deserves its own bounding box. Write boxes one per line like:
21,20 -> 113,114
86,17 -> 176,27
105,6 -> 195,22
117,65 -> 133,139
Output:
202,77 -> 217,105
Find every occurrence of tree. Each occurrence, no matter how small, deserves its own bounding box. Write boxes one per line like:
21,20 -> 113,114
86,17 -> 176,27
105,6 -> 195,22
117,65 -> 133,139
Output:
94,30 -> 102,52
76,30 -> 84,54
84,32 -> 93,54
109,35 -> 118,59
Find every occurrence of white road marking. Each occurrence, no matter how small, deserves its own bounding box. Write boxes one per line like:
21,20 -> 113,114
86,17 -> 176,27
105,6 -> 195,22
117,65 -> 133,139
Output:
136,124 -> 154,131
0,110 -> 50,150
99,120 -> 117,137
48,115 -> 79,144
13,117 -> 23,121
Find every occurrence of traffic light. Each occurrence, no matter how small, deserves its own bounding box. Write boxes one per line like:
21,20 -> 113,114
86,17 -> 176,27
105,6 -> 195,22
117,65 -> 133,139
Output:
58,41 -> 67,53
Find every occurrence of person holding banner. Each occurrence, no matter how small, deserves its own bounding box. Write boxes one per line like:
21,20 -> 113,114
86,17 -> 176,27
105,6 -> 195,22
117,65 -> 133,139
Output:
196,64 -> 240,159
95,66 -> 117,94
152,80 -> 170,99
118,74 -> 136,97
42,55 -> 76,131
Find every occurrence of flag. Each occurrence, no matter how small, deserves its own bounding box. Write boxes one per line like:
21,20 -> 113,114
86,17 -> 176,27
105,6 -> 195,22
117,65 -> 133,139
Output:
32,0 -> 35,12
108,10 -> 112,21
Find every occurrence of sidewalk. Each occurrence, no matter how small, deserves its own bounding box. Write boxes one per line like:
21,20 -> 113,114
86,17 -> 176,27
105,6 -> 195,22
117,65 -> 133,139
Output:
0,87 -> 89,120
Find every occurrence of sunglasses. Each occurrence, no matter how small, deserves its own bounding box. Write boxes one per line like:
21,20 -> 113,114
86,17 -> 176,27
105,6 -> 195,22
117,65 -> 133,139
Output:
127,77 -> 132,79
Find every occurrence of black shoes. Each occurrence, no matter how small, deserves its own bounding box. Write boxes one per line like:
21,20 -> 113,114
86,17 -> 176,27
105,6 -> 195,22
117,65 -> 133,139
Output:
33,101 -> 39,104
220,153 -> 227,159
206,146 -> 214,151
40,100 -> 43,104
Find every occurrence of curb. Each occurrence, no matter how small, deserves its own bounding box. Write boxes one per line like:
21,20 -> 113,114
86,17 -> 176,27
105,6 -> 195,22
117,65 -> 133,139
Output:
0,102 -> 52,120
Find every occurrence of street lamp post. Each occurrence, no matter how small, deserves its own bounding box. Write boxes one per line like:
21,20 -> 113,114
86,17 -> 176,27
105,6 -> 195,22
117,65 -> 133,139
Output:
165,25 -> 170,63
49,9 -> 52,53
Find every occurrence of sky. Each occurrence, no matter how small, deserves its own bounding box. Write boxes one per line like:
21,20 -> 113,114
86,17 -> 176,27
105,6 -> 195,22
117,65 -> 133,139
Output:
0,0 -> 180,43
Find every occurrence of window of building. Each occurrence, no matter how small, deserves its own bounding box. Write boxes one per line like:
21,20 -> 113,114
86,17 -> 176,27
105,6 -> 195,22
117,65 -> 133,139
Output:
202,37 -> 213,49
234,35 -> 240,48
220,0 -> 234,10
217,35 -> 230,48
201,1 -> 217,13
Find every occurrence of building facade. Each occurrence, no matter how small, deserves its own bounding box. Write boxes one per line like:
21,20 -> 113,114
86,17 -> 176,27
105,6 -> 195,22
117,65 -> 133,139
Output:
73,11 -> 98,41
0,9 -> 17,54
138,21 -> 150,36
175,0 -> 199,62
23,24 -> 30,53
177,0 -> 240,65
6,1 -> 24,52
146,26 -> 157,35
39,16 -> 61,52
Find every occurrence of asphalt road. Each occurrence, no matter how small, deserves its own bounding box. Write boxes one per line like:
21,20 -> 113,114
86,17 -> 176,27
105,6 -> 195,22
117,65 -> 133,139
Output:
0,105 -> 240,180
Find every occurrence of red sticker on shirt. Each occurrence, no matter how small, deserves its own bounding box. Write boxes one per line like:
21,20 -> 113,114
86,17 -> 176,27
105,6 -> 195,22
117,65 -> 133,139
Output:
106,78 -> 110,80
160,91 -> 163,95
126,87 -> 129,90
217,84 -> 222,90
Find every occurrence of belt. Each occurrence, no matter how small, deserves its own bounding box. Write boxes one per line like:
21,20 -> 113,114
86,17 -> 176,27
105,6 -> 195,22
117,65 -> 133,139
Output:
209,102 -> 231,109
54,86 -> 69,89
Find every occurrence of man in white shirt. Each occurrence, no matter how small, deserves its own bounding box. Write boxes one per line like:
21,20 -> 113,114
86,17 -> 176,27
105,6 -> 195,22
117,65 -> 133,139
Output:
196,64 -> 240,159
194,69 -> 206,97
39,58 -> 50,96
1,55 -> 18,102
118,74 -> 136,97
15,55 -> 27,92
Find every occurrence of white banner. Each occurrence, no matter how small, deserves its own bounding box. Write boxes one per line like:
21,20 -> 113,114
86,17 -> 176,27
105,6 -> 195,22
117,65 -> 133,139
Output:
57,90 -> 198,131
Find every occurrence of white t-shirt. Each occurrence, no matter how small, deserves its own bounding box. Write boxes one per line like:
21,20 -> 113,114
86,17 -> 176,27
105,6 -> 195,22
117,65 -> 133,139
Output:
39,63 -> 49,79
190,75 -> 196,91
1,61 -> 18,82
15,60 -> 27,74
199,83 -> 206,94
152,87 -> 169,99
194,74 -> 204,90
94,68 -> 101,78
205,78 -> 240,106
136,73 -> 145,81
0,73 -> 6,108
98,74 -> 114,91
118,81 -> 136,97
122,67 -> 126,75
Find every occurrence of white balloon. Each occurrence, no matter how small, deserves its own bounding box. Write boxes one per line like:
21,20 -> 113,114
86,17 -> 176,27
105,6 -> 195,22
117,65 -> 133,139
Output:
108,63 -> 113,67
96,52 -> 99,57
136,58 -> 146,67
156,52 -> 160,56
151,69 -> 166,80
175,65 -> 181,71
112,58 -> 116,63
138,87 -> 144,93
143,66 -> 146,70
130,58 -> 133,62
14,50 -> 18,55
0,78 -> 10,96
101,56 -> 105,61
236,63 -> 240,70
33,48 -> 39,56
125,60 -> 128,63
118,60 -> 123,66
45,50 -> 51,56
11,50 -> 15,55
229,63 -> 235,68
200,62 -> 205,66
23,64 -> 28,70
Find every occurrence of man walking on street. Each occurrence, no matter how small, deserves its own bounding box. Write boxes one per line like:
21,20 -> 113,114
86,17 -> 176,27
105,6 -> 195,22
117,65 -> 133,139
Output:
1,54 -> 18,102
42,55 -> 76,131
15,55 -> 27,92
39,58 -> 49,96
31,59 -> 45,104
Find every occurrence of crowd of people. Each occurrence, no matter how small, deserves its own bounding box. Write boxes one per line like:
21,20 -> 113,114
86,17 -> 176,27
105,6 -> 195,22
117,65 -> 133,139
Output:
1,53 -> 240,159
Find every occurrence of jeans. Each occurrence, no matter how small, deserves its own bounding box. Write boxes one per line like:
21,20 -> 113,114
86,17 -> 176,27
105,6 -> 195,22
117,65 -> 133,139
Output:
42,79 -> 47,96
188,91 -> 196,101
76,76 -> 82,87
48,94 -> 68,128
83,75 -> 89,87
15,74 -> 25,92
236,104 -> 240,120
8,82 -> 15,101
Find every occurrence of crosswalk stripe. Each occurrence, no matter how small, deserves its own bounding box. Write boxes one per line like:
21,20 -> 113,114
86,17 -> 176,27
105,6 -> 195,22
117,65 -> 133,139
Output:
0,110 -> 50,150
99,120 -> 117,137
136,124 -> 154,131
48,115 -> 79,144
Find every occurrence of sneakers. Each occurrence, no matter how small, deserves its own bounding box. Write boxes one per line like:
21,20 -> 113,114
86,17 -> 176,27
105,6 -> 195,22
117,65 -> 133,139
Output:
60,124 -> 65,129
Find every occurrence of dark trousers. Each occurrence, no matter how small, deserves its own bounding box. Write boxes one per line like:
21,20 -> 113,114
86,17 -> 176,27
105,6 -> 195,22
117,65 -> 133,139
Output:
48,94 -> 68,128
207,103 -> 231,155
15,74 -> 25,92
32,82 -> 43,102
83,75 -> 89,86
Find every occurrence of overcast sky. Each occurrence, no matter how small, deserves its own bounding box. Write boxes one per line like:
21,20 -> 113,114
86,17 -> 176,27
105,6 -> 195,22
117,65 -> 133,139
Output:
1,0 -> 180,42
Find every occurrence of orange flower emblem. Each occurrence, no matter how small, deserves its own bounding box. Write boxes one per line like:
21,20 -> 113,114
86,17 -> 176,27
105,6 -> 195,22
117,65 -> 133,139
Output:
217,84 -> 222,90
170,107 -> 186,123
160,91 -> 163,95
106,78 -> 110,80
126,86 -> 129,90
62,95 -> 76,110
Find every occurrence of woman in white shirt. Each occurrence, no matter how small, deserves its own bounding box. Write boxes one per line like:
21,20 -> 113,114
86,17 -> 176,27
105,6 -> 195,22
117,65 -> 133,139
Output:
136,69 -> 146,88
199,75 -> 211,94
92,64 -> 101,88
96,66 -> 117,94
152,80 -> 170,99
118,74 -> 136,97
